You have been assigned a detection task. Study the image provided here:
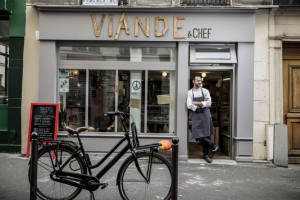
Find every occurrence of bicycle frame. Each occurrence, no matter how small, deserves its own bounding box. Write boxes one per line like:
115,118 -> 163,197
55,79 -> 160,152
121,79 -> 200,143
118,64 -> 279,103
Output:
41,112 -> 161,191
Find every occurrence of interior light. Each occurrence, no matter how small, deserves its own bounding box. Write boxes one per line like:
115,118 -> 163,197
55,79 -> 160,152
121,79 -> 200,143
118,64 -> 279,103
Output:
73,70 -> 79,76
162,72 -> 168,77
202,72 -> 207,78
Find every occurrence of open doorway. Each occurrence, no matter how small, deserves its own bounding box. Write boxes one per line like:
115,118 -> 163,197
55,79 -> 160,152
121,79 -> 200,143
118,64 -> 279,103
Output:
188,70 -> 232,159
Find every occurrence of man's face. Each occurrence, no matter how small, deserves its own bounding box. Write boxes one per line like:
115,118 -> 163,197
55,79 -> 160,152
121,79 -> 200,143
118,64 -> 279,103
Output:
193,76 -> 202,88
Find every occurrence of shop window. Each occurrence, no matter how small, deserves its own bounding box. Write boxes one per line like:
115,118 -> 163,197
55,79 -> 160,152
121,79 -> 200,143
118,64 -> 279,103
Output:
0,41 -> 8,104
88,70 -> 116,132
58,69 -> 175,134
117,71 -> 145,133
58,45 -> 176,134
59,69 -> 86,130
147,71 -> 176,133
189,44 -> 237,64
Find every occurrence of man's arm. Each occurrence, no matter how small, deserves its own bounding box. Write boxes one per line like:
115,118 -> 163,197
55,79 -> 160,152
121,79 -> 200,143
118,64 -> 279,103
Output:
187,90 -> 198,111
201,89 -> 212,108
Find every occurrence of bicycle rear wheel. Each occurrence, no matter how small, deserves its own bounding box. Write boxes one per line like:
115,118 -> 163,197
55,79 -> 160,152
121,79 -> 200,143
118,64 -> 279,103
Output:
118,152 -> 172,200
29,144 -> 86,200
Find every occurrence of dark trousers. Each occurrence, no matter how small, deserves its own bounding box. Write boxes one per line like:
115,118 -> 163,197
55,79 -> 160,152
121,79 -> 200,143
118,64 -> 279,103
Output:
196,137 -> 216,156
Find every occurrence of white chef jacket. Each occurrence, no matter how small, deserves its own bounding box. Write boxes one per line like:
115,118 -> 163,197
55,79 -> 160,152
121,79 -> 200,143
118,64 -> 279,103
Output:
187,87 -> 212,112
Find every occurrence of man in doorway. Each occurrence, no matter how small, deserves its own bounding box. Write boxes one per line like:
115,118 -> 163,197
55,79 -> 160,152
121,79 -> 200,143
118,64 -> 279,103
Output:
187,75 -> 219,163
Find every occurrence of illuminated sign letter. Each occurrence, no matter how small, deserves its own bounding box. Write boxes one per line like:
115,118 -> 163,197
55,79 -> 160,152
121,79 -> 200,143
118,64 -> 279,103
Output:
155,16 -> 168,37
173,16 -> 186,39
115,12 -> 130,40
135,16 -> 150,37
109,14 -> 113,37
92,14 -> 105,37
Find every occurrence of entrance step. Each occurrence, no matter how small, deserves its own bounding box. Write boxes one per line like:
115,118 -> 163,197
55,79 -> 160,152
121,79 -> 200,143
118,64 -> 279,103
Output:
187,159 -> 237,165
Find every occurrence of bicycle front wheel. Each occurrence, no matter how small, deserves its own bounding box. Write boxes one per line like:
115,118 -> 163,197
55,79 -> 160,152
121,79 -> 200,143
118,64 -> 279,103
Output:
29,144 -> 86,200
118,152 -> 172,200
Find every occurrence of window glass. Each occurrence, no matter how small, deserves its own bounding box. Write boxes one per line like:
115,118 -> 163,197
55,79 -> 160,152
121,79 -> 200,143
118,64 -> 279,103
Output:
0,41 -> 9,104
59,69 -> 86,131
190,44 -> 236,64
59,46 -> 175,62
58,45 -> 176,134
88,70 -> 115,132
195,48 -> 231,60
118,70 -> 145,133
147,71 -> 175,134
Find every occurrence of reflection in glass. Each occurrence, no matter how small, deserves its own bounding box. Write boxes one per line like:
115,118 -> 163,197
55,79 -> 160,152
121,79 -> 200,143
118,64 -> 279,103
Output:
59,46 -> 175,62
0,42 -> 9,104
59,69 -> 86,131
117,71 -> 145,133
88,70 -> 115,132
147,71 -> 175,133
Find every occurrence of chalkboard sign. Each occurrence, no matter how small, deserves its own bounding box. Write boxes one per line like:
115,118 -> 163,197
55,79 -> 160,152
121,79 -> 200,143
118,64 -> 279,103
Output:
26,103 -> 59,157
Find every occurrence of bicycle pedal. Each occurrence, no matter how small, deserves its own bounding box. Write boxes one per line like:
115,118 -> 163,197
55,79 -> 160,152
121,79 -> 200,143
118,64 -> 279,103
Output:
100,183 -> 108,189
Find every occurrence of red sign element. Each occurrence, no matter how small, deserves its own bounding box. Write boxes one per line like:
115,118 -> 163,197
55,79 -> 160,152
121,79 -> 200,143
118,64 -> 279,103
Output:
26,103 -> 59,158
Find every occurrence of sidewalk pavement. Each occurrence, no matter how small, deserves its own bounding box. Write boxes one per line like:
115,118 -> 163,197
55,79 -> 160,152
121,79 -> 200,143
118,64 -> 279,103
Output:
0,153 -> 300,200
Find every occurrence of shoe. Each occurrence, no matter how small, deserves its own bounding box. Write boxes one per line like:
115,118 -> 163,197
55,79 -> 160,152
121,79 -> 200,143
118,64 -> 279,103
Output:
209,146 -> 219,159
203,155 -> 212,163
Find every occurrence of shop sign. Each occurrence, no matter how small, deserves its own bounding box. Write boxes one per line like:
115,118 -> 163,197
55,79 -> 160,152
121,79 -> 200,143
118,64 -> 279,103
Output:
82,0 -> 118,6
26,103 -> 59,157
91,12 -> 213,40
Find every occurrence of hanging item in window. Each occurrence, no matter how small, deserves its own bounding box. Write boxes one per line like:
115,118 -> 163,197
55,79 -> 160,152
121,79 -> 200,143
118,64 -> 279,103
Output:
59,70 -> 70,92
157,94 -> 171,105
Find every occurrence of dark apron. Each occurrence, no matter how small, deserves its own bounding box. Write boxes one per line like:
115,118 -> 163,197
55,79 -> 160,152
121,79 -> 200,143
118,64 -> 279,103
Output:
191,88 -> 215,139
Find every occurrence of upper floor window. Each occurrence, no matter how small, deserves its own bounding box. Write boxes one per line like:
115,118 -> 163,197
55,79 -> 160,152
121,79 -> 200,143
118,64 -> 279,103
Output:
181,0 -> 230,6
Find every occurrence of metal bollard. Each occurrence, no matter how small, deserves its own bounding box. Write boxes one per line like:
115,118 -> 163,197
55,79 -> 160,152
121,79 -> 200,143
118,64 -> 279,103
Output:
30,132 -> 38,200
171,137 -> 179,200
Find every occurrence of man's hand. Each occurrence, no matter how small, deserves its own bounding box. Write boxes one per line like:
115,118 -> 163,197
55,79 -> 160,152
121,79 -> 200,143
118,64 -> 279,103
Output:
192,101 -> 203,108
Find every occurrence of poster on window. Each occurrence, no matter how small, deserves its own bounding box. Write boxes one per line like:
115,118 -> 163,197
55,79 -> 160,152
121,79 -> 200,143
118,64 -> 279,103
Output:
59,70 -> 69,78
59,78 -> 69,92
129,98 -> 141,109
131,79 -> 141,94
157,94 -> 171,105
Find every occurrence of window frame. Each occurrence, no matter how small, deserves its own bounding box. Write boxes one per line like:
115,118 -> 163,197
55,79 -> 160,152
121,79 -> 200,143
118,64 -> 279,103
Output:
57,42 -> 176,136
189,44 -> 237,64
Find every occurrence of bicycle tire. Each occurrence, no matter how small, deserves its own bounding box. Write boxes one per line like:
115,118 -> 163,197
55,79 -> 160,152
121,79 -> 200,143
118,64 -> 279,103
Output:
28,144 -> 86,200
118,152 -> 172,200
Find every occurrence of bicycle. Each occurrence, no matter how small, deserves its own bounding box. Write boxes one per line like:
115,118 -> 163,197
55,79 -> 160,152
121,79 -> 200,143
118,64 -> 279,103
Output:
28,111 -> 172,200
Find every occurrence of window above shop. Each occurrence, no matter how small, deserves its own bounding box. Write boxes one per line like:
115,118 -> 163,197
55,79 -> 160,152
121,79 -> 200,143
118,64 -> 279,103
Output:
181,0 -> 230,6
189,44 -> 237,64
273,0 -> 300,6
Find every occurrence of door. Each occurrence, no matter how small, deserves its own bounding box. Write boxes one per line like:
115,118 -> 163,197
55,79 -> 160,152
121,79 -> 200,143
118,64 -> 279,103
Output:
283,60 -> 300,163
188,69 -> 233,159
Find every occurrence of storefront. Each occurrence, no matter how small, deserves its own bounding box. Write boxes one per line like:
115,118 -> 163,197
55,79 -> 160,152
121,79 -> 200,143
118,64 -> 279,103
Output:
0,0 -> 25,152
29,6 -> 255,161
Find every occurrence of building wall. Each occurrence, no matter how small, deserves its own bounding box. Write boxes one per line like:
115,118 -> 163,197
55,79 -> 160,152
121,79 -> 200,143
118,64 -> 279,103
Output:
253,9 -> 269,160
253,7 -> 300,161
0,0 -> 26,153
21,5 -> 40,154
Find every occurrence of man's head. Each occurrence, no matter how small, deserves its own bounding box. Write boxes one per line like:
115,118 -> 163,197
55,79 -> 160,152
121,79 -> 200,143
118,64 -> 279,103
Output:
192,75 -> 202,88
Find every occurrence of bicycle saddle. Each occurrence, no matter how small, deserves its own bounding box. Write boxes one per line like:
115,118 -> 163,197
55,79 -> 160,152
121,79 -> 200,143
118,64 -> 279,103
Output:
66,125 -> 88,134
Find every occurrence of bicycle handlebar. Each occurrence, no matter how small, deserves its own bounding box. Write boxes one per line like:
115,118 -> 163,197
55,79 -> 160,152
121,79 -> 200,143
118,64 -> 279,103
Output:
104,111 -> 139,148
104,111 -> 126,118
104,111 -> 128,132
